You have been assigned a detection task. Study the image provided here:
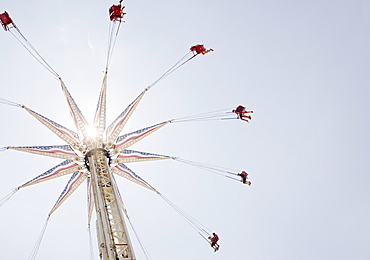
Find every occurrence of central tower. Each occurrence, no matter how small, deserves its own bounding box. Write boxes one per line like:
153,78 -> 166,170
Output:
86,148 -> 135,260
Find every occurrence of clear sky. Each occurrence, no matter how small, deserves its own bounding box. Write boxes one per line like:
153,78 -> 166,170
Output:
0,0 -> 369,259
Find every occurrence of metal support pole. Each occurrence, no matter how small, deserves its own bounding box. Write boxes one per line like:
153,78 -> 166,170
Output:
87,148 -> 135,260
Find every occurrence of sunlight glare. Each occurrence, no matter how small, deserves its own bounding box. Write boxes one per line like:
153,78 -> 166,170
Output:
87,125 -> 99,140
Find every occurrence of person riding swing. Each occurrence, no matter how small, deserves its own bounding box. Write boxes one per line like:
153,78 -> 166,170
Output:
237,171 -> 251,186
208,232 -> 220,252
232,105 -> 253,122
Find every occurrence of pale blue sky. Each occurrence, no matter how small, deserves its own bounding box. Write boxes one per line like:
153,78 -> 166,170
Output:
1,0 -> 369,259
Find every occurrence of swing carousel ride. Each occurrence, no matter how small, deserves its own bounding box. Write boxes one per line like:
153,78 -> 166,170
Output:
0,2 -> 253,259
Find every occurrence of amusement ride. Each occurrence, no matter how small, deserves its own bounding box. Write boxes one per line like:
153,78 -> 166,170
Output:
0,2 -> 253,259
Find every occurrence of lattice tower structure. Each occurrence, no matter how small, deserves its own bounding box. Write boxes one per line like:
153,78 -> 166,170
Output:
86,148 -> 135,260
